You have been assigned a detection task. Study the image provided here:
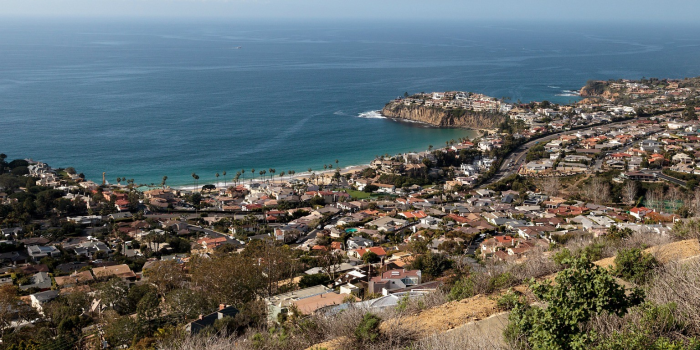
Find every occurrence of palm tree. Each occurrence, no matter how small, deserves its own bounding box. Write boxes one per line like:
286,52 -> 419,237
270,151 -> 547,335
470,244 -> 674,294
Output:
194,175 -> 200,191
223,171 -> 227,188
116,177 -> 122,185
335,159 -> 339,168
324,164 -> 328,171
192,173 -> 198,191
216,172 -> 220,185
280,171 -> 285,182
428,144 -> 433,152
269,168 -> 275,182
161,176 -> 168,189
251,169 -> 255,183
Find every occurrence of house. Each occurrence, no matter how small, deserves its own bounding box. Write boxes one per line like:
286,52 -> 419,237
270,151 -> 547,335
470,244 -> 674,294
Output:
672,153 -> 693,164
1,227 -> 23,238
144,189 -> 176,201
292,292 -> 358,315
30,290 -> 60,314
266,285 -> 332,323
350,247 -> 387,260
197,236 -> 228,250
630,207 -> 653,221
623,171 -> 657,182
346,236 -> 374,250
73,241 -> 111,257
54,270 -> 95,289
19,272 -> 52,291
185,304 -> 240,334
368,269 -> 422,295
366,216 -> 408,232
92,264 -> 137,282
0,251 -> 28,265
27,245 -> 61,261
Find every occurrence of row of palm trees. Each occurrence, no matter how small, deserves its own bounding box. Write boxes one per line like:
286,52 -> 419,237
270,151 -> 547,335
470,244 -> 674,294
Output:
169,159 -> 342,192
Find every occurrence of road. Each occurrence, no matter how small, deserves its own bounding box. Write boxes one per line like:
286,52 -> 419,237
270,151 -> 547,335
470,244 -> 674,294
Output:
483,133 -> 562,186
651,171 -> 687,187
481,118 -> 641,187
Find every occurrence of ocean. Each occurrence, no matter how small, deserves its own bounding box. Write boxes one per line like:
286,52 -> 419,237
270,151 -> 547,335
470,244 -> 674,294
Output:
1,19 -> 699,187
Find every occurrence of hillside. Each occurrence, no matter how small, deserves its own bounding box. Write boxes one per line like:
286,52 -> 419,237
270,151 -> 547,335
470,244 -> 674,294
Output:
306,239 -> 700,350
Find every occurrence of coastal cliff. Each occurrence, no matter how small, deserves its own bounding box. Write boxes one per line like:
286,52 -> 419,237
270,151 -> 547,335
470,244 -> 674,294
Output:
381,102 -> 505,129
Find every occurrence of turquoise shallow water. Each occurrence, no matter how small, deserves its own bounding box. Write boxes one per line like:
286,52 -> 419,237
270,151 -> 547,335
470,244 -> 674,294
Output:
0,19 -> 699,186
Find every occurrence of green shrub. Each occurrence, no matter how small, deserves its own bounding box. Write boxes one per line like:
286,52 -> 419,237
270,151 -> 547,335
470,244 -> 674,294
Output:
581,242 -> 605,261
496,290 -> 522,311
355,313 -> 382,343
613,248 -> 658,284
553,248 -> 574,266
448,276 -> 475,301
505,257 -> 644,350
489,272 -> 517,292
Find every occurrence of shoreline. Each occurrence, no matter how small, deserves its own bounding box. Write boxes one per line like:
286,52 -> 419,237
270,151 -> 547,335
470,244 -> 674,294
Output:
154,130 -> 484,191
173,164 -> 368,191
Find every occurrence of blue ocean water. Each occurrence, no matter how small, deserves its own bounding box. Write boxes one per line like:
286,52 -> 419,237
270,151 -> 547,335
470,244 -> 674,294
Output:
1,19 -> 699,187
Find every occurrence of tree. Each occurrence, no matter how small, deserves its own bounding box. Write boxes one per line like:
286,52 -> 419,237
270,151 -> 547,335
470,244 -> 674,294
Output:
584,177 -> 610,205
537,177 -> 561,197
189,254 -> 265,306
411,252 -> 452,279
505,257 -> 643,350
165,288 -> 211,323
143,260 -> 186,298
622,181 -> 638,205
222,171 -> 227,188
315,250 -> 346,280
161,175 -> 168,189
103,313 -> 139,348
96,277 -> 129,312
136,290 -> 160,323
362,251 -> 379,264
241,240 -> 298,298
298,273 -> 331,289
0,285 -> 38,334
646,186 -> 665,212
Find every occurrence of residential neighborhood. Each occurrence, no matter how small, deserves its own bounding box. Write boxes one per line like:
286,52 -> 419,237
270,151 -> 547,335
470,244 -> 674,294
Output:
1,76 -> 700,349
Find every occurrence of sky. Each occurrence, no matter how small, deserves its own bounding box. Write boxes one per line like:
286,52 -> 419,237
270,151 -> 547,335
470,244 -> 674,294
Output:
0,0 -> 699,22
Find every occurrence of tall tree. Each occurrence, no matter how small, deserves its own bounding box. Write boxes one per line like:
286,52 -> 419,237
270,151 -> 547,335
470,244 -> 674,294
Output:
621,180 -> 638,206
143,260 -> 186,298
189,254 -> 264,305
161,175 -> 168,189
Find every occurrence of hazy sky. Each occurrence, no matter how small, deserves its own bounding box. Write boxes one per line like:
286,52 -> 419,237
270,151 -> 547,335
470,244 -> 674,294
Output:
0,0 -> 698,22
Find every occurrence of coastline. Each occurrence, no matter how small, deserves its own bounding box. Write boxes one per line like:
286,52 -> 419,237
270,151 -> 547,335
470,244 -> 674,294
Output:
173,164 -> 368,191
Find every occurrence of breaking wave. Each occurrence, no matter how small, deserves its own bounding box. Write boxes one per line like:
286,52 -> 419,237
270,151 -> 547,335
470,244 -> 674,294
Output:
556,89 -> 580,97
357,110 -> 386,119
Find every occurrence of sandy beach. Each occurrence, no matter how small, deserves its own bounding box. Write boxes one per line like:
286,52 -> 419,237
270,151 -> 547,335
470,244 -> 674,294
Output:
174,164 -> 368,191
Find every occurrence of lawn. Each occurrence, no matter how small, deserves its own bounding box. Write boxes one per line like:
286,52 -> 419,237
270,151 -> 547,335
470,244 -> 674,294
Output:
344,189 -> 372,199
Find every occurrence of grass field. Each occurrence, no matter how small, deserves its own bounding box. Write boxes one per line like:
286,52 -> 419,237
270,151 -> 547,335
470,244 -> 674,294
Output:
344,189 -> 372,199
